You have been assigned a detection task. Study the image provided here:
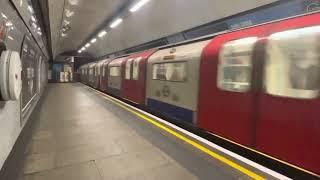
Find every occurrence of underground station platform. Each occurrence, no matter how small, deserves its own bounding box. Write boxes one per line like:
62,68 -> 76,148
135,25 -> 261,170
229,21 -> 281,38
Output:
2,83 -> 296,180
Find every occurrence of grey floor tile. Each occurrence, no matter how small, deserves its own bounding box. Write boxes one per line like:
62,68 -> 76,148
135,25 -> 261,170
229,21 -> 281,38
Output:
140,163 -> 198,180
22,161 -> 102,180
115,134 -> 155,153
25,139 -> 56,155
31,130 -> 53,141
55,141 -> 123,167
23,153 -> 55,174
95,148 -> 170,180
16,84 -> 260,180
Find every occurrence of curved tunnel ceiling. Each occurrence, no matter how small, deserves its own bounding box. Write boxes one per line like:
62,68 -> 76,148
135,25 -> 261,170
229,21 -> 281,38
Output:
49,0 -> 129,59
49,0 -> 277,60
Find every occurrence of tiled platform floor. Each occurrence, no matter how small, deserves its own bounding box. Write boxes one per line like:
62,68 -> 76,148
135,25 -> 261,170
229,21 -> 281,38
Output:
17,83 -> 267,180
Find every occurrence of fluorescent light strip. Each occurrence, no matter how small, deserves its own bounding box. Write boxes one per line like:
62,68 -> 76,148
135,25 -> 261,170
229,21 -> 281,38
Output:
1,12 -> 7,19
78,50 -> 81,53
90,38 -> 97,43
110,18 -> 123,28
31,16 -> 36,22
98,30 -> 107,38
85,43 -> 90,48
130,0 -> 150,12
81,47 -> 85,51
28,5 -> 34,13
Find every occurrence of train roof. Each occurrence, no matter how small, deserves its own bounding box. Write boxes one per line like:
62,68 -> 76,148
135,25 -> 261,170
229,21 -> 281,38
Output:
148,40 -> 210,63
108,56 -> 128,66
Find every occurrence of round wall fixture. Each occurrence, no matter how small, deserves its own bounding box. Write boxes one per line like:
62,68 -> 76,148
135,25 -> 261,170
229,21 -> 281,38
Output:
0,50 -> 22,101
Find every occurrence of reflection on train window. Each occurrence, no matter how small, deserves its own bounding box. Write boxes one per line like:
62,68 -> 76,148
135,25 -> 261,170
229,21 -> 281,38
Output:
264,26 -> 320,99
132,57 -> 141,80
152,62 -> 187,82
125,58 -> 133,80
218,37 -> 257,92
109,66 -> 121,77
89,68 -> 93,75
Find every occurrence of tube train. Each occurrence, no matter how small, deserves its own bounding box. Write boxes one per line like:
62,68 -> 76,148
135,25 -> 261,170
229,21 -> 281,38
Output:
79,12 -> 320,175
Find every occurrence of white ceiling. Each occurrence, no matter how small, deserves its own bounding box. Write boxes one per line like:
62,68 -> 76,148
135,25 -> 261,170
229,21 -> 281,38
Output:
48,0 -> 277,59
48,0 -> 126,58
87,0 -> 277,57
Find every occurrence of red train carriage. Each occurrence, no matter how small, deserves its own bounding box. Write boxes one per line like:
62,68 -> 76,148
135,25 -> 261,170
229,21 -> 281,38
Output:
78,65 -> 85,83
88,63 -> 97,87
80,64 -> 89,84
120,49 -> 157,105
107,56 -> 127,96
255,15 -> 320,175
93,63 -> 100,88
98,58 -> 113,92
198,13 -> 320,174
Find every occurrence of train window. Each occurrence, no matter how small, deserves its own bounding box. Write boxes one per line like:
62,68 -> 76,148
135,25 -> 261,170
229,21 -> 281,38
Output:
109,66 -> 121,77
97,66 -> 100,76
125,58 -> 133,80
89,68 -> 93,75
217,37 -> 257,92
152,62 -> 187,82
132,57 -> 141,80
264,26 -> 320,99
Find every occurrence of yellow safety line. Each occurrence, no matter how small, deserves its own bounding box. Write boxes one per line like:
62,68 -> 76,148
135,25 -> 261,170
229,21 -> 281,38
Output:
88,87 -> 265,180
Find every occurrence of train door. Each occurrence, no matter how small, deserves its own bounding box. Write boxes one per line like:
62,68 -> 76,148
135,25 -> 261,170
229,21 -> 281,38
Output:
256,25 -> 320,174
101,63 -> 108,92
198,28 -> 271,146
37,55 -> 41,93
217,37 -> 258,146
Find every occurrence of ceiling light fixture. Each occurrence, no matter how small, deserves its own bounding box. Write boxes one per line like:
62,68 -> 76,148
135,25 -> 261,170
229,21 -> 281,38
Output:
90,38 -> 97,43
32,23 -> 37,29
130,0 -> 150,13
110,18 -> 123,28
63,20 -> 70,25
5,21 -> 13,27
65,9 -> 74,17
98,30 -> 107,38
31,16 -> 36,22
28,5 -> 34,14
81,47 -> 85,51
7,36 -> 14,40
78,50 -> 81,53
68,0 -> 79,5
1,12 -> 7,19
61,33 -> 67,37
85,43 -> 90,48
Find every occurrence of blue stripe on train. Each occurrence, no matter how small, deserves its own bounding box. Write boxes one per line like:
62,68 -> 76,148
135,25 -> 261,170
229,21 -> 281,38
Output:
146,98 -> 194,124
